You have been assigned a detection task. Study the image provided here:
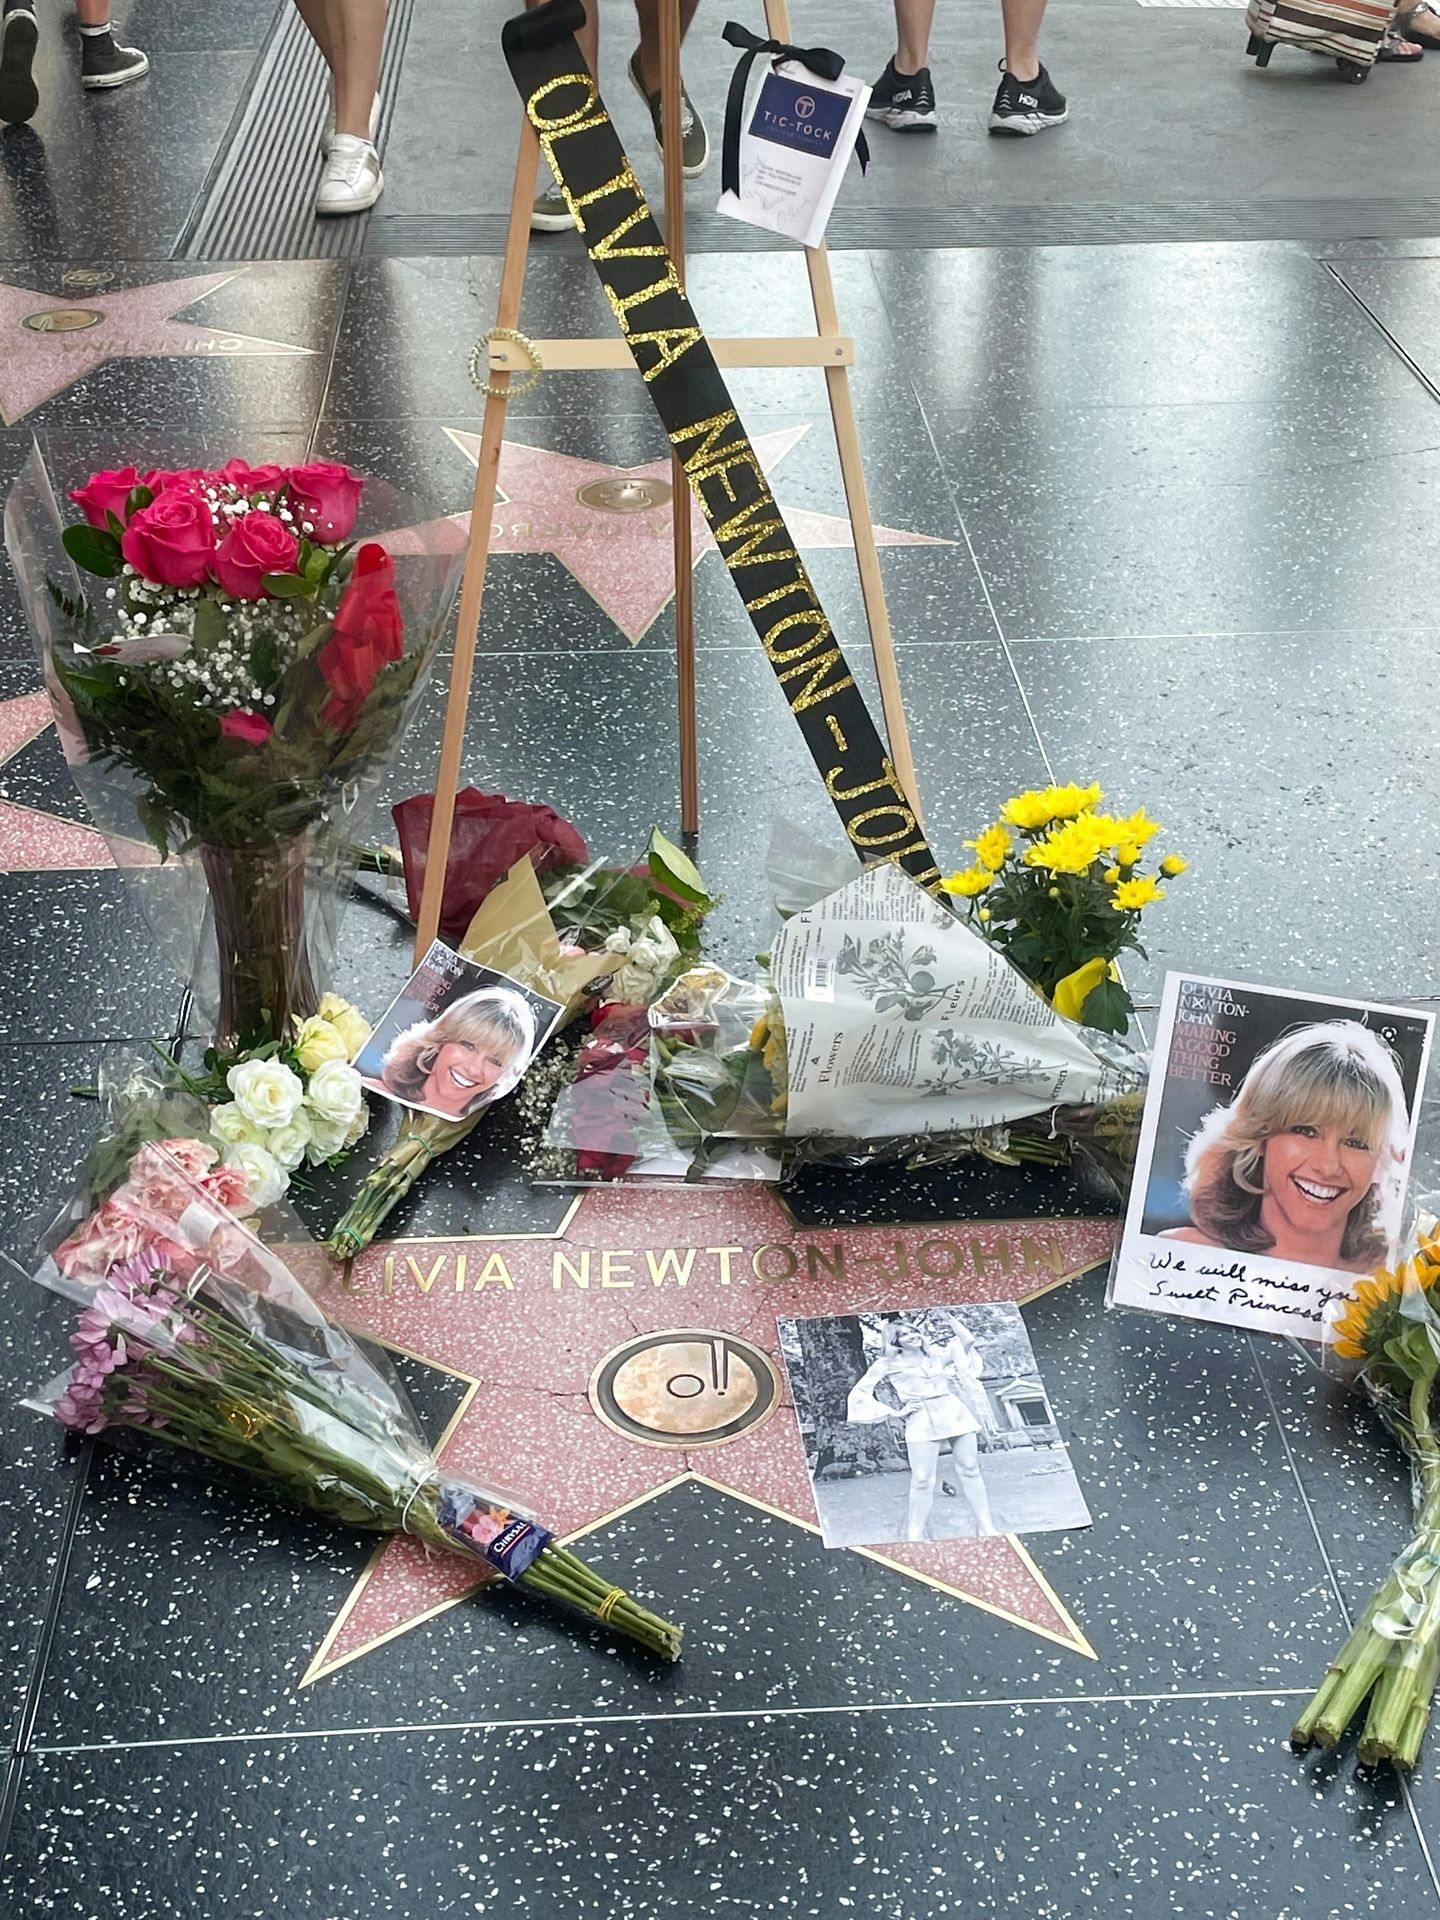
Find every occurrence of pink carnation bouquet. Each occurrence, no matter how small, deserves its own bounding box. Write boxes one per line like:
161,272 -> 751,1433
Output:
24,1138 -> 681,1659
3,448 -> 464,1045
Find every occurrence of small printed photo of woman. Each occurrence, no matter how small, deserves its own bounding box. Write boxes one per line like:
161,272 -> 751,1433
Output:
356,946 -> 561,1122
1161,1021 -> 1408,1276
777,1303 -> 1091,1552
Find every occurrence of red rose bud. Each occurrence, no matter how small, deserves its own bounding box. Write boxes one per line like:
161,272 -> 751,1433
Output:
213,509 -> 300,601
213,460 -> 287,497
68,466 -> 142,530
285,460 -> 364,542
391,790 -> 590,941
317,542 -> 404,731
218,709 -> 273,745
120,491 -> 216,589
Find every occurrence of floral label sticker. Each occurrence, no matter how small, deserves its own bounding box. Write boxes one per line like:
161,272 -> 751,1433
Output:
1109,973 -> 1434,1341
355,939 -> 565,1123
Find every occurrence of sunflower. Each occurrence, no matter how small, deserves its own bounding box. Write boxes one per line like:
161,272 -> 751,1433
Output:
1332,1235 -> 1440,1362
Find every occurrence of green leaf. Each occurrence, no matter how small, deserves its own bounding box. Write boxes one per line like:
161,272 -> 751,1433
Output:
1079,974 -> 1133,1036
250,632 -> 280,689
303,545 -> 329,584
191,595 -> 227,651
124,484 -> 154,517
62,523 -> 122,578
648,828 -> 712,907
135,794 -> 173,865
104,511 -> 126,540
261,572 -> 313,600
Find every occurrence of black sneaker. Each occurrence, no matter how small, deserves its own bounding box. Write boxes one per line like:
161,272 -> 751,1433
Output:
988,61 -> 1067,136
867,57 -> 938,131
0,3 -> 38,126
79,28 -> 149,91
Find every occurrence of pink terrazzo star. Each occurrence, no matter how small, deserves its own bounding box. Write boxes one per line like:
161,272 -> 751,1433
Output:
0,690 -> 153,871
383,424 -> 951,643
0,271 -> 314,424
303,1183 -> 1114,1683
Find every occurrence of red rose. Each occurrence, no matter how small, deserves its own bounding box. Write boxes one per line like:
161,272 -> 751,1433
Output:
213,509 -> 299,600
68,466 -> 141,530
141,467 -> 207,495
317,542 -> 404,731
120,491 -> 216,589
219,708 -> 273,745
213,459 -> 286,497
285,460 -> 364,541
391,790 -> 589,941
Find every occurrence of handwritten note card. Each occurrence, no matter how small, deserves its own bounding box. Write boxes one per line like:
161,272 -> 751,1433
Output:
1109,973 -> 1433,1341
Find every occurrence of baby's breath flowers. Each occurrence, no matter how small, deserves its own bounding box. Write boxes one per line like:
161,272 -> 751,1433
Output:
941,783 -> 1187,1034
1293,1231 -> 1440,1769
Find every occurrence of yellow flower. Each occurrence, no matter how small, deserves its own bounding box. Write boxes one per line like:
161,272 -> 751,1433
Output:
1041,782 -> 1103,821
978,907 -> 992,923
1026,814 -> 1113,875
1117,807 -> 1162,850
1160,853 -> 1189,878
1052,956 -> 1118,1023
1332,1239 -> 1440,1360
316,992 -> 371,1057
967,824 -> 1013,872
941,866 -> 993,899
1000,789 -> 1055,833
292,1016 -> 351,1073
1111,877 -> 1165,912
1103,866 -> 1120,884
1115,844 -> 1141,867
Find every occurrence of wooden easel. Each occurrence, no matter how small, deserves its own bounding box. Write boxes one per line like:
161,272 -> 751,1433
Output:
415,0 -> 922,959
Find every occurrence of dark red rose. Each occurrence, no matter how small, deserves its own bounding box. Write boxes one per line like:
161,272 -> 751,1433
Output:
317,542 -> 405,732
120,490 -> 216,588
570,1004 -> 654,1180
391,790 -> 589,942
213,509 -> 300,600
68,466 -> 141,529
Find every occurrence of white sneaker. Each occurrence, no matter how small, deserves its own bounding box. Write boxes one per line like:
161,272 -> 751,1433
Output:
316,134 -> 383,216
320,84 -> 379,156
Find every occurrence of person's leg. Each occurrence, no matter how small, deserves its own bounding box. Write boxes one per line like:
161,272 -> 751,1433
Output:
325,0 -> 384,138
948,1433 -> 999,1536
905,1437 -> 941,1543
629,0 -> 708,175
292,0 -> 337,69
869,0 -> 939,133
0,0 -> 39,127
528,0 -> 597,230
1000,0 -> 1047,83
76,0 -> 149,92
989,0 -> 1067,137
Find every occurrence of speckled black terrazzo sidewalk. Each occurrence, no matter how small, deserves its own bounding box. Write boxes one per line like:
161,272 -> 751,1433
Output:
3,241 -> 1440,1915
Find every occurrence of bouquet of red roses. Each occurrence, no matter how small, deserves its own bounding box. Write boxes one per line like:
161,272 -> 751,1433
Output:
3,446 -> 463,1045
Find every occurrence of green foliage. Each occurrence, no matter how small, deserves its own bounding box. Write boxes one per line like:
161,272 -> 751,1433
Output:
62,523 -> 122,578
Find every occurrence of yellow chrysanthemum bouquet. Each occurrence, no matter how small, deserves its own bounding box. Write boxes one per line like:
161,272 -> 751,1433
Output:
941,783 -> 1187,1036
1292,1228 -> 1440,1769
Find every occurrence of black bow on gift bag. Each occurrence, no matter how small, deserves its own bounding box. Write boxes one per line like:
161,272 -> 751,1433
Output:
720,19 -> 870,199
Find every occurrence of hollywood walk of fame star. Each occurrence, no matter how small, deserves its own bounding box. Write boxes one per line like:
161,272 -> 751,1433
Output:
0,690 -> 159,872
385,425 -> 952,643
0,271 -> 314,425
301,1182 -> 1115,1684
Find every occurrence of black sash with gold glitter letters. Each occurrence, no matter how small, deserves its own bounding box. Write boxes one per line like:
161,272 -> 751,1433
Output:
501,0 -> 941,892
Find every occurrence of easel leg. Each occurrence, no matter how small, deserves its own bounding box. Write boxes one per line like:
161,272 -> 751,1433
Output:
413,112 -> 541,959
659,0 -> 699,835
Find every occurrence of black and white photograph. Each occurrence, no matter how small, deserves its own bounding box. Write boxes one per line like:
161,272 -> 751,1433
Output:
354,939 -> 564,1123
777,1304 -> 1092,1550
1111,974 -> 1434,1341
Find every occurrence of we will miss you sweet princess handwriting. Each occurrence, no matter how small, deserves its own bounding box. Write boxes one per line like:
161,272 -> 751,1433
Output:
1145,1247 -> 1347,1325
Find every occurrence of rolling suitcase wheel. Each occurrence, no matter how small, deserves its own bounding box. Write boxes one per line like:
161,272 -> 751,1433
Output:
1250,35 -> 1274,64
1336,55 -> 1369,79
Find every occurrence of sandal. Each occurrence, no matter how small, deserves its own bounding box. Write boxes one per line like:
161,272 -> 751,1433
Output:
1399,3 -> 1440,48
1380,27 -> 1425,55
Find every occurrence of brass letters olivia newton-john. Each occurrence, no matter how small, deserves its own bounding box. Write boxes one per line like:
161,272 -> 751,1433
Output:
503,4 -> 941,892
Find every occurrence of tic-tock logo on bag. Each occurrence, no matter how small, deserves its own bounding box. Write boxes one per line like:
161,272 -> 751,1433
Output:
750,71 -> 850,158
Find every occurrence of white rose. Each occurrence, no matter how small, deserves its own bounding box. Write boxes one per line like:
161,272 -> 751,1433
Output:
305,1113 -> 349,1165
292,1016 -> 351,1074
317,993 -> 372,1057
227,1057 -> 305,1130
306,1059 -> 365,1128
607,915 -> 681,1005
222,1141 -> 289,1209
209,1102 -> 263,1149
266,1110 -> 314,1171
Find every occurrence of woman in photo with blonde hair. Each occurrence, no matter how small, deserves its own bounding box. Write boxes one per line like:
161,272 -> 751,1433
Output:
379,987 -> 537,1121
847,1318 -> 999,1543
1164,1021 -> 1407,1275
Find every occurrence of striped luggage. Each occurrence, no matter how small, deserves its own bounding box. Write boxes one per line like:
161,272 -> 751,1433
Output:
1245,0 -> 1396,78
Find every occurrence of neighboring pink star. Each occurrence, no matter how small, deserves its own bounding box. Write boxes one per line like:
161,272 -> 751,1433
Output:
0,271 -> 314,425
0,691 -> 152,872
385,425 -> 951,642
